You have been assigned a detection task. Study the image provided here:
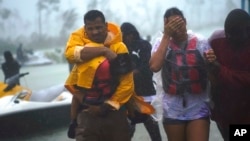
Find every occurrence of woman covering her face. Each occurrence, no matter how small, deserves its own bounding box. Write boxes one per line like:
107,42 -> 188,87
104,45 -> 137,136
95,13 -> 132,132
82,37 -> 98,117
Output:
150,7 -> 211,141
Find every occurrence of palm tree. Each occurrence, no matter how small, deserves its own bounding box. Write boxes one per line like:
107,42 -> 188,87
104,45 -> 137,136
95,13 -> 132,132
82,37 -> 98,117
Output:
36,0 -> 60,39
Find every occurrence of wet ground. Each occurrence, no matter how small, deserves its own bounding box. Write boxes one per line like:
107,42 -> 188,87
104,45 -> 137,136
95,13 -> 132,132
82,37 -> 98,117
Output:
0,122 -> 222,141
0,63 -> 223,141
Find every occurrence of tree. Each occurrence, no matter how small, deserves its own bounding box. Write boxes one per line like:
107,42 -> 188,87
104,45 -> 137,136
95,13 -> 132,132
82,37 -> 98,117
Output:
0,0 -> 11,32
36,0 -> 60,39
58,9 -> 78,44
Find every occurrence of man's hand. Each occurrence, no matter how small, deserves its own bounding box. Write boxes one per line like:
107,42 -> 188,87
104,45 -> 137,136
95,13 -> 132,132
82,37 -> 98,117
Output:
204,49 -> 220,74
103,47 -> 117,61
80,47 -> 117,61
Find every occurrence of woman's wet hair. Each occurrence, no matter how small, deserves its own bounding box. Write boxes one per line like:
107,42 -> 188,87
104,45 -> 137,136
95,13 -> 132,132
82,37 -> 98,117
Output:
163,7 -> 185,19
120,22 -> 140,40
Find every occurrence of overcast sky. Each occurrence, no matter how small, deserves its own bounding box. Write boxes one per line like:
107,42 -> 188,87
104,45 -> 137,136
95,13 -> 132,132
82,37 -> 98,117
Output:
1,0 -> 242,39
2,0 -> 84,21
1,0 -> 86,37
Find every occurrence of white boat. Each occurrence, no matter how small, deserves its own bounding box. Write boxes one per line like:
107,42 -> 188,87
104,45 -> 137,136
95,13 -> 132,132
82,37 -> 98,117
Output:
22,51 -> 53,66
0,73 -> 72,137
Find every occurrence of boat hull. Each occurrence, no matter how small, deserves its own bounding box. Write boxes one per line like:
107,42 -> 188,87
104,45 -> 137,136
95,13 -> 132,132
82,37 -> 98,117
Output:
0,103 -> 71,138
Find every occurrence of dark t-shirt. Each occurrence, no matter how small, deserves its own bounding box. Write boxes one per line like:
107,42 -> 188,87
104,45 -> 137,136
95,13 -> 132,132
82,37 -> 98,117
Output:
128,39 -> 156,96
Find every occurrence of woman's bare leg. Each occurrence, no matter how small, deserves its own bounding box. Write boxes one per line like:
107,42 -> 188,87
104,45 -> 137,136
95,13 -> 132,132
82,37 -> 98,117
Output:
163,124 -> 186,141
186,118 -> 210,141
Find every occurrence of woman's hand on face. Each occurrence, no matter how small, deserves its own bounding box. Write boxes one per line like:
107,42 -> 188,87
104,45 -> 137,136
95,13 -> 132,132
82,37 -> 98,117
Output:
164,16 -> 185,37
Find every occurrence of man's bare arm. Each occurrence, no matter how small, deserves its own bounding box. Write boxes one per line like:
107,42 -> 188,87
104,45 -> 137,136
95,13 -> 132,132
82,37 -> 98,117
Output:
80,47 -> 117,61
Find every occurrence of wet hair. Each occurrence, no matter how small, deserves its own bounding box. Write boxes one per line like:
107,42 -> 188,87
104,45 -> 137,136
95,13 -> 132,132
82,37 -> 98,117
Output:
224,9 -> 250,35
120,22 -> 140,40
83,10 -> 106,24
3,50 -> 14,62
163,7 -> 185,19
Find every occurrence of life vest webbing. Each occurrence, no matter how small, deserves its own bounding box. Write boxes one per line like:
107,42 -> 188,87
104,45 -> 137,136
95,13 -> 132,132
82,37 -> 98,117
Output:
162,37 -> 207,95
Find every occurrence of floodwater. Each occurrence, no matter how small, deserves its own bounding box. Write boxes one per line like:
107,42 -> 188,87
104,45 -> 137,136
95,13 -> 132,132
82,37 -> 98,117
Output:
0,63 -> 223,141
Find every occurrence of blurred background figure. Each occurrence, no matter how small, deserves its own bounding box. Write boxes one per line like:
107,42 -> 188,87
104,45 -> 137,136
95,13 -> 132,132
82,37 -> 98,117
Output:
16,43 -> 28,65
1,50 -> 21,84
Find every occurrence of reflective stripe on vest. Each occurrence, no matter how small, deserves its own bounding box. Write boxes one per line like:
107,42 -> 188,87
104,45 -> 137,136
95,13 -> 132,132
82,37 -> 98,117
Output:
162,36 -> 207,95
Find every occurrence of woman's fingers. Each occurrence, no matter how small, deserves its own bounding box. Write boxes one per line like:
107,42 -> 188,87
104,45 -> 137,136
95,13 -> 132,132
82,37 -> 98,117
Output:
164,17 -> 184,36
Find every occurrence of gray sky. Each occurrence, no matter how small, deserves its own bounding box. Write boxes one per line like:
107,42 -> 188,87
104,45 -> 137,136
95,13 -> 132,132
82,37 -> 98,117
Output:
1,0 -> 241,39
1,0 -> 85,37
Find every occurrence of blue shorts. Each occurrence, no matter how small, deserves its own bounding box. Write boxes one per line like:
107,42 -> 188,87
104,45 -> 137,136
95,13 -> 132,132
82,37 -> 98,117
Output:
163,116 -> 210,125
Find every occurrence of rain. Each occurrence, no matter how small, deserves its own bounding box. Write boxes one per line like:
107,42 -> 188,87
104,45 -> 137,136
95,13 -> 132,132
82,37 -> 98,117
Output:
0,0 -> 248,140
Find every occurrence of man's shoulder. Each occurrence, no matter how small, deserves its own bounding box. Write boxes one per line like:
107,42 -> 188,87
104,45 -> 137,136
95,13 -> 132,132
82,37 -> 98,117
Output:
111,41 -> 126,46
139,38 -> 150,44
110,42 -> 128,53
71,27 -> 84,35
208,29 -> 225,43
138,39 -> 151,49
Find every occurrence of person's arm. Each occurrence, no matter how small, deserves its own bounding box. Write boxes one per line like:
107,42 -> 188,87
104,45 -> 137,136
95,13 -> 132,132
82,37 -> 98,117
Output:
207,58 -> 250,89
149,34 -> 170,72
105,71 -> 134,110
149,16 -> 183,72
80,47 -> 117,62
217,65 -> 250,88
205,48 -> 250,89
105,43 -> 134,110
64,30 -> 116,64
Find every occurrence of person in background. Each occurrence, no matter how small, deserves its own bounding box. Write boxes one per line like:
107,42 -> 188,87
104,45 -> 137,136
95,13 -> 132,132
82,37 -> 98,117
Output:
16,43 -> 27,65
121,22 -> 162,141
206,9 -> 250,141
149,7 -> 211,141
64,10 -> 134,141
1,50 -> 21,84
